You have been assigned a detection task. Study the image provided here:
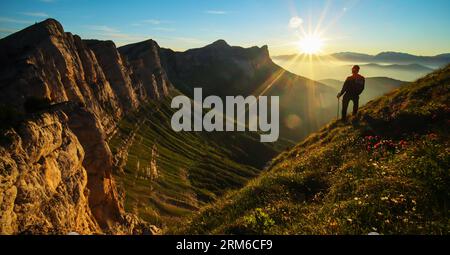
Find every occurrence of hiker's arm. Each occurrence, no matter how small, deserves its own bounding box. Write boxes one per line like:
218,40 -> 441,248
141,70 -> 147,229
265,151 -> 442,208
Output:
337,79 -> 349,98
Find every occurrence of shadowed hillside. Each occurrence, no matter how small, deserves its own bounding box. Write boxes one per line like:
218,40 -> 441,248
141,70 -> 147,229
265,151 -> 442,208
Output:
159,40 -> 337,141
180,65 -> 450,235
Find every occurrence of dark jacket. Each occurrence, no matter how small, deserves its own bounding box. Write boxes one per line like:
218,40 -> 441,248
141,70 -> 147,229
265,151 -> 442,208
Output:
340,74 -> 365,97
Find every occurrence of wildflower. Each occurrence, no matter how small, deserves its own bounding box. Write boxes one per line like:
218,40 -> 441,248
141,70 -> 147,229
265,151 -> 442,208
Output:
428,133 -> 438,140
381,197 -> 389,201
347,218 -> 353,223
377,212 -> 383,216
384,219 -> 390,224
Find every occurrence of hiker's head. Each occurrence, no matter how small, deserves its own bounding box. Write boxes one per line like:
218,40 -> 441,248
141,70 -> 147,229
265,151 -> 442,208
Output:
352,65 -> 360,74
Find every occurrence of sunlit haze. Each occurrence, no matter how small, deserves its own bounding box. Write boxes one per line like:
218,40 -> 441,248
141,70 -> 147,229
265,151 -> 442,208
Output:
1,0 -> 450,56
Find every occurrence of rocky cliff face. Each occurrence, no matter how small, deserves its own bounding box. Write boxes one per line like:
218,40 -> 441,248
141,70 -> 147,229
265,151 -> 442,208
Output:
0,19 -> 119,133
159,39 -> 275,98
0,112 -> 100,234
62,104 -> 124,229
119,40 -> 170,100
84,40 -> 140,112
0,19 -> 171,133
0,19 -> 171,234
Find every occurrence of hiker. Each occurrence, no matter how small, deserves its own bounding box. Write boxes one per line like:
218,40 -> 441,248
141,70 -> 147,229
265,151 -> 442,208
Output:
337,65 -> 365,121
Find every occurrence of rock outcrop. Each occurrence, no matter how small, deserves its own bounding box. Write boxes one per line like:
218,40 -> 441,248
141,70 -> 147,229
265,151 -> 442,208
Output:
159,39 -> 274,98
84,40 -> 140,112
0,19 -> 172,234
0,19 -> 172,134
62,105 -> 124,229
0,112 -> 100,234
0,19 -> 120,133
119,39 -> 170,100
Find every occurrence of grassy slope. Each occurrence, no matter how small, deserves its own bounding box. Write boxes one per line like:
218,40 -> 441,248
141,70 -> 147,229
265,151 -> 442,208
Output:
180,65 -> 450,234
108,94 -> 289,228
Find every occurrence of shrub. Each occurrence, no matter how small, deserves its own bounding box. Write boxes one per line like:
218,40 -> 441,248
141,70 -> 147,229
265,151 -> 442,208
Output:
242,208 -> 275,234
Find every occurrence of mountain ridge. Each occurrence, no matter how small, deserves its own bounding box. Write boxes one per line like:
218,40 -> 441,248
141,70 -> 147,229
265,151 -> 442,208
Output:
274,51 -> 450,60
159,39 -> 337,141
273,51 -> 450,68
0,18 -> 173,234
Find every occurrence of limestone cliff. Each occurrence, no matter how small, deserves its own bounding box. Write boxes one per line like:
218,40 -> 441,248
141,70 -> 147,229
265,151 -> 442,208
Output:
84,40 -> 140,112
63,105 -> 124,229
0,19 -> 120,133
0,112 -> 100,234
0,19 -> 170,234
119,40 -> 170,100
0,19 -> 172,133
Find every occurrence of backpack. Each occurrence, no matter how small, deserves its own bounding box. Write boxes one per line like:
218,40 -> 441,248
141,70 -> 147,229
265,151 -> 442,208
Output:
354,76 -> 365,95
345,75 -> 365,96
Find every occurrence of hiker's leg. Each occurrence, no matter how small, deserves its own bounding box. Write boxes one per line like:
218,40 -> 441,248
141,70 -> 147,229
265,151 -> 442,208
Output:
352,96 -> 359,115
342,96 -> 350,120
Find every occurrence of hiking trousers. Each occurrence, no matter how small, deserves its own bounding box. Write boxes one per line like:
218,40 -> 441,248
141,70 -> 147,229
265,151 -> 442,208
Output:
342,94 -> 359,120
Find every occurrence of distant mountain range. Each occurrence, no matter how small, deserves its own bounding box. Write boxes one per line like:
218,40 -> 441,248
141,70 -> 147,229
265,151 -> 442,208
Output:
273,52 -> 450,68
356,63 -> 433,73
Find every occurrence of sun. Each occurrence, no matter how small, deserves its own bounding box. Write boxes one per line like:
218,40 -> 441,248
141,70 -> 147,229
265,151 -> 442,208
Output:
298,34 -> 324,55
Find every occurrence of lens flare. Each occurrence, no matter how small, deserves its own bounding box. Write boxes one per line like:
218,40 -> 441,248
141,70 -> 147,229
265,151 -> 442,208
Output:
298,34 -> 324,55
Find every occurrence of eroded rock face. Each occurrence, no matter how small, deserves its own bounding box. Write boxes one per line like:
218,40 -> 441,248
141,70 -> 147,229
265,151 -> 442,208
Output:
0,19 -> 173,234
158,39 -> 274,98
119,40 -> 170,100
84,40 -> 140,112
64,106 -> 124,229
0,112 -> 100,234
0,19 -> 121,134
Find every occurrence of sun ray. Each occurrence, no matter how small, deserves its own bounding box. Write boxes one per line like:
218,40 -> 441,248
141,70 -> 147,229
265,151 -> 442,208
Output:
314,0 -> 332,35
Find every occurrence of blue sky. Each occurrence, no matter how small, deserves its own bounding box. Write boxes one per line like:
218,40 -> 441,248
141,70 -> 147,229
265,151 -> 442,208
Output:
1,0 -> 450,56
